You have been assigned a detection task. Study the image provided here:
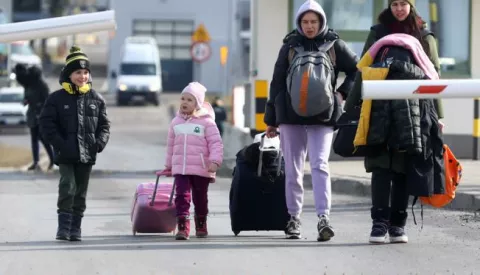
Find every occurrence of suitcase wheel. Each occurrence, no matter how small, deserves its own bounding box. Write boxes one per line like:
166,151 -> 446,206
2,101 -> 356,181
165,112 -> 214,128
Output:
234,231 -> 240,236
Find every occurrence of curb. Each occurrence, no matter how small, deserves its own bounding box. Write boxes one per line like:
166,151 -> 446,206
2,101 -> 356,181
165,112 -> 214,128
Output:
218,162 -> 480,213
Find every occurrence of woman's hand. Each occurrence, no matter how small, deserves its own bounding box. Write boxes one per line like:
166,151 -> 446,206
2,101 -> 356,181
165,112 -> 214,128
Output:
438,120 -> 445,133
266,126 -> 278,138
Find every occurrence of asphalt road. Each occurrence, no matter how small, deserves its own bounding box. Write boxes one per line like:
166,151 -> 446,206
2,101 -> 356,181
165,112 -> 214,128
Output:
0,81 -> 478,274
0,174 -> 478,274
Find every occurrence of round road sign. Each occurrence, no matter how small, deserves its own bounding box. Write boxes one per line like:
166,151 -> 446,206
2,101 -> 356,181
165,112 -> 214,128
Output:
190,42 -> 211,63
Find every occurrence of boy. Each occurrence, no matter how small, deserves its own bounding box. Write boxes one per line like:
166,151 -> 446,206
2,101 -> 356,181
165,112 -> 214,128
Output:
40,46 -> 110,241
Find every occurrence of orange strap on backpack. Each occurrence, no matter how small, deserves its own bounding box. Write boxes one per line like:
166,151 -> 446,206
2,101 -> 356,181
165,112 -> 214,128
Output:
420,144 -> 462,208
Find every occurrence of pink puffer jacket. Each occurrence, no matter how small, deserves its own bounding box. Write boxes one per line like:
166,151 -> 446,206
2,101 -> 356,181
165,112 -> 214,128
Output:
165,103 -> 223,179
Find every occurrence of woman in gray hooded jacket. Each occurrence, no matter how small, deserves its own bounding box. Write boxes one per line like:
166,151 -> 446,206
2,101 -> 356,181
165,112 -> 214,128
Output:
264,0 -> 358,241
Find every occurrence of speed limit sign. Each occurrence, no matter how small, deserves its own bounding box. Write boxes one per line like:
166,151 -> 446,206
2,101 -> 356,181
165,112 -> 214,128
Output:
190,41 -> 211,63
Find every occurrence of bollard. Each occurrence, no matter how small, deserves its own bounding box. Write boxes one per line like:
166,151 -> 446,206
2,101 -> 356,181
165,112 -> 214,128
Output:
253,80 -> 268,137
474,98 -> 480,160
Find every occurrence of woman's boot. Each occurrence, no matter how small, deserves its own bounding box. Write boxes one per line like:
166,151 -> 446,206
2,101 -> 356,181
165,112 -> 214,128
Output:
369,207 -> 390,244
389,210 -> 408,243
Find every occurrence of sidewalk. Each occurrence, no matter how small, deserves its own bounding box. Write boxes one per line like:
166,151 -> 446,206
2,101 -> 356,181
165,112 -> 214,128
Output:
217,158 -> 480,212
304,160 -> 480,212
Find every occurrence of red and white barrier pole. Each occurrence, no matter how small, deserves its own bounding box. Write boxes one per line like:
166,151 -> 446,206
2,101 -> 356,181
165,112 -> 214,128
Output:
0,10 -> 116,43
362,79 -> 480,99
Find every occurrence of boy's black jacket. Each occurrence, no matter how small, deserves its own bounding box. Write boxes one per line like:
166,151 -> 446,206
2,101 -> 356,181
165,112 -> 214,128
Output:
39,88 -> 110,165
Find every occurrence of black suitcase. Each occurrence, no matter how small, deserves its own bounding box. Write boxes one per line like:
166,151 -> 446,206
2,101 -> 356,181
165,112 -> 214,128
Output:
229,134 -> 289,236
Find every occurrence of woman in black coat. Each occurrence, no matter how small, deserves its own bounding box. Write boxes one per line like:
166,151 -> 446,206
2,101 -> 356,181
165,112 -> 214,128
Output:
15,64 -> 54,171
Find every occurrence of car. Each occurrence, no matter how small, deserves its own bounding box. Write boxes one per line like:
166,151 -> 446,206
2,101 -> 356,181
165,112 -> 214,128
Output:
0,87 -> 28,128
10,41 -> 42,69
113,36 -> 163,106
8,41 -> 42,82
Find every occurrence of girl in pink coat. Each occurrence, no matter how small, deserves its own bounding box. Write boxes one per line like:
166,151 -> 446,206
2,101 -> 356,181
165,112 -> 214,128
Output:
165,82 -> 224,240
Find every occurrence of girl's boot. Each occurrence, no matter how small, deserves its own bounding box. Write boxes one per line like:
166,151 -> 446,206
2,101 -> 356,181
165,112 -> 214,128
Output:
175,216 -> 190,240
195,215 -> 208,238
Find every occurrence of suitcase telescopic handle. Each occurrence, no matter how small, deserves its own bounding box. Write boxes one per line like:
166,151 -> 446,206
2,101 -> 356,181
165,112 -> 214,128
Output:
150,170 -> 175,207
257,132 -> 282,177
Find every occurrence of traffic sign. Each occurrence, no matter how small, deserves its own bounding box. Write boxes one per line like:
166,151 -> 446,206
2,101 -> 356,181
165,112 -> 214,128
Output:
192,23 -> 211,43
190,41 -> 211,63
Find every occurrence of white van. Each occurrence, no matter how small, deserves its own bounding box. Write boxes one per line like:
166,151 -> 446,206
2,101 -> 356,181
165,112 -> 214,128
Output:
114,36 -> 162,106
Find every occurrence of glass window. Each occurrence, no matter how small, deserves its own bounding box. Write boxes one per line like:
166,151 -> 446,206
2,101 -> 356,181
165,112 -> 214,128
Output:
345,41 -> 368,58
154,21 -> 173,32
173,48 -> 191,60
435,0 -> 470,75
11,43 -> 34,55
0,93 -> 23,103
13,0 -> 41,12
174,22 -> 194,32
120,63 -> 156,75
159,47 -> 173,59
133,21 -> 152,32
173,35 -> 191,47
0,11 -> 7,24
292,0 -> 374,31
154,34 -> 173,46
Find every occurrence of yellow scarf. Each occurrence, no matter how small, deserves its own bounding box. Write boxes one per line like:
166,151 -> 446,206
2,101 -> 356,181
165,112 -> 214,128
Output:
62,82 -> 91,95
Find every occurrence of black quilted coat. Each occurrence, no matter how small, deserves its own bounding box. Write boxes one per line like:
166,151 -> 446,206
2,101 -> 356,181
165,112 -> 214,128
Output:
39,88 -> 110,165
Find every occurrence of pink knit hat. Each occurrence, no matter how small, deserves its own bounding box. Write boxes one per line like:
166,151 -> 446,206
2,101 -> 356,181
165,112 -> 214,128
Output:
181,82 -> 207,109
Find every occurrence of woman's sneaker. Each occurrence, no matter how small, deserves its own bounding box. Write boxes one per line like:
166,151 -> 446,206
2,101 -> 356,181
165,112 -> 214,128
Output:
285,216 -> 301,239
369,220 -> 389,244
388,226 -> 408,243
317,215 -> 335,242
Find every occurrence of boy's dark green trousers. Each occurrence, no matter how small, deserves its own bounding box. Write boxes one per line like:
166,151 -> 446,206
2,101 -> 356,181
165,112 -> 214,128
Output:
57,164 -> 93,216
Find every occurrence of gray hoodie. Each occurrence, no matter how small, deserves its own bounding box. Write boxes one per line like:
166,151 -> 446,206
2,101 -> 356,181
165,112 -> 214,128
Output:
295,0 -> 328,37
264,0 -> 359,127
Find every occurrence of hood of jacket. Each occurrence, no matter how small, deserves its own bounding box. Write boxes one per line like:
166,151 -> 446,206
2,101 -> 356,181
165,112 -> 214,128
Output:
357,33 -> 438,80
176,102 -> 215,120
295,0 -> 328,38
28,66 -> 42,80
354,33 -> 437,148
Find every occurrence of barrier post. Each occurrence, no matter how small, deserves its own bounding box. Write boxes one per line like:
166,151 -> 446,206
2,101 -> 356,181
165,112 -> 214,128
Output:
474,98 -> 480,160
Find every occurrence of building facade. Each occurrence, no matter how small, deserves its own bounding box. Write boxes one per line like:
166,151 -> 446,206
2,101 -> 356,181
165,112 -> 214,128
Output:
247,0 -> 477,159
108,0 -> 244,93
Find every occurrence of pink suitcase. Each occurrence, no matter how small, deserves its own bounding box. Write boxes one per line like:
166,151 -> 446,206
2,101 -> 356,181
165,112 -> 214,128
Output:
131,170 -> 176,235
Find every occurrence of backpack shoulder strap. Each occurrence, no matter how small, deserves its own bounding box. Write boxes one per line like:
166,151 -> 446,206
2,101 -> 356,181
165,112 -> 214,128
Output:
329,47 -> 336,67
287,46 -> 304,64
318,39 -> 337,67
287,48 -> 295,64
